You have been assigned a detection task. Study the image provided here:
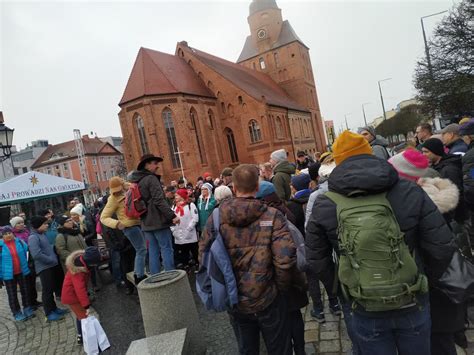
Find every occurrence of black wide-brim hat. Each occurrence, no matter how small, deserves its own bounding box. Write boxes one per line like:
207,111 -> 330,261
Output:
137,154 -> 163,170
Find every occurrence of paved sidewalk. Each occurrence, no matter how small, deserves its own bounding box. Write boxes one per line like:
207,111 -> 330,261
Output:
0,288 -> 81,354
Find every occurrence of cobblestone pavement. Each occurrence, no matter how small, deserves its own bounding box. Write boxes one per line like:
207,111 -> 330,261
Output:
2,271 -> 474,354
0,287 -> 81,355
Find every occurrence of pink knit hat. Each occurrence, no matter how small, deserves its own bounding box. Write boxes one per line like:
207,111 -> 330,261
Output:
388,149 -> 429,182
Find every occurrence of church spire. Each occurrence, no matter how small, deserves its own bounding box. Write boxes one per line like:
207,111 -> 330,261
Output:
249,0 -> 279,16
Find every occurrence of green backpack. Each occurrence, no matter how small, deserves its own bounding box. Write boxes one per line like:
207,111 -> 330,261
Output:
325,191 -> 428,312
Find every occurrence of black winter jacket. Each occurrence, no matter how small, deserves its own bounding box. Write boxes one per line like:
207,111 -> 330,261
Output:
305,155 -> 455,290
462,143 -> 474,208
128,170 -> 176,232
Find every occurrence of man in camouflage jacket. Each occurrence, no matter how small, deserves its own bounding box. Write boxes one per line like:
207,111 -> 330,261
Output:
199,164 -> 296,355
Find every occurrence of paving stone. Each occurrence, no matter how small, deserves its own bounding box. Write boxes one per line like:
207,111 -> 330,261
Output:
341,339 -> 352,352
304,321 -> 319,331
320,331 -> 339,340
320,321 -> 339,331
318,339 -> 341,353
304,343 -> 317,355
304,329 -> 318,343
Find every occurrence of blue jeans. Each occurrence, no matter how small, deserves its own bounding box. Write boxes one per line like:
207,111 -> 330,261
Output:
353,302 -> 431,355
341,300 -> 361,355
123,226 -> 147,278
144,228 -> 175,274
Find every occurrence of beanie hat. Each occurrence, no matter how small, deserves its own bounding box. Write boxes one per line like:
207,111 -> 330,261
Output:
388,149 -> 429,182
30,216 -> 48,229
319,152 -> 332,164
201,183 -> 213,193
1,226 -> 14,236
175,188 -> 189,201
203,172 -> 212,179
57,215 -> 72,226
291,173 -> 311,192
82,247 -> 101,267
296,151 -> 306,157
459,119 -> 474,136
270,149 -> 287,163
70,204 -> 83,216
256,181 -> 276,199
214,185 -> 233,202
109,177 -> 124,193
319,162 -> 336,178
357,126 -> 376,138
308,162 -> 321,181
422,138 -> 445,157
332,131 -> 373,165
10,216 -> 24,228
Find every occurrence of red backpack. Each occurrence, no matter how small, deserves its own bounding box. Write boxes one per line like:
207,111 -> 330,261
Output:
124,183 -> 147,219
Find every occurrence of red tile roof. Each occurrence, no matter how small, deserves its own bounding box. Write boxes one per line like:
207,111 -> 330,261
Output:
185,45 -> 308,112
31,137 -> 120,169
119,47 -> 215,105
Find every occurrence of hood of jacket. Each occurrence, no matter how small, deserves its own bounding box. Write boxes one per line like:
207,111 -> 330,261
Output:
273,160 -> 296,175
65,250 -> 87,274
219,197 -> 268,228
436,154 -> 462,170
127,170 -> 161,183
329,155 -> 399,196
419,177 -> 459,214
371,135 -> 389,147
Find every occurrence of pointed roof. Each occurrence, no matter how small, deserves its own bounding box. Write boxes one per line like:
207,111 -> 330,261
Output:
119,48 -> 214,105
237,20 -> 307,63
187,45 -> 308,112
31,137 -> 121,169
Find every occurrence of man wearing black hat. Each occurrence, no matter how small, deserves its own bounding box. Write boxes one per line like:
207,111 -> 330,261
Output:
295,151 -> 314,171
128,154 -> 179,275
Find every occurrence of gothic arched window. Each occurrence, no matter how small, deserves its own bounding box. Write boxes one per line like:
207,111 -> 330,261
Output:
225,128 -> 239,163
275,116 -> 284,139
162,108 -> 181,169
207,109 -> 215,130
259,57 -> 266,70
135,115 -> 149,155
190,108 -> 207,164
248,120 -> 262,143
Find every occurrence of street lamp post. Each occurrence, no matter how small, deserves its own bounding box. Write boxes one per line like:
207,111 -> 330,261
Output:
344,113 -> 351,130
0,115 -> 15,163
362,102 -> 371,127
378,78 -> 392,121
421,11 -> 448,79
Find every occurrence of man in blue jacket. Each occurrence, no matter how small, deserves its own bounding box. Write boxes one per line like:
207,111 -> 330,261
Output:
28,216 -> 69,322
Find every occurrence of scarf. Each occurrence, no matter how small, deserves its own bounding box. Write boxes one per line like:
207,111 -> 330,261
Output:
175,201 -> 187,217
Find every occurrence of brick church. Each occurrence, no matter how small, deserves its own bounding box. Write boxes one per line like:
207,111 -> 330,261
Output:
118,0 -> 327,181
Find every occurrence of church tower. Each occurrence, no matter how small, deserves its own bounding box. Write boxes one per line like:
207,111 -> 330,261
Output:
238,0 -> 327,151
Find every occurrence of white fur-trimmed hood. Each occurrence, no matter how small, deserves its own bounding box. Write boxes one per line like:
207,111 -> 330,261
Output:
65,250 -> 87,274
418,177 -> 459,214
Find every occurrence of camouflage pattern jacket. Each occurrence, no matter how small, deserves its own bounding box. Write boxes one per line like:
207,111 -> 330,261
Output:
199,197 -> 296,314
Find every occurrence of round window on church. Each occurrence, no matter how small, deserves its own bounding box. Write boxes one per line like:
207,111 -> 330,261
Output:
257,29 -> 267,39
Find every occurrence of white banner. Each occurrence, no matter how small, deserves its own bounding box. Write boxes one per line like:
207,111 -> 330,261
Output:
0,171 -> 85,204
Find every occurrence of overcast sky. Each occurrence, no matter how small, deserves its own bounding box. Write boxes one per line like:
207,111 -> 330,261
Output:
1,0 -> 457,150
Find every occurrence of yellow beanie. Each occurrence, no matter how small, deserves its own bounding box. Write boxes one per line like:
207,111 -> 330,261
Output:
332,130 -> 373,165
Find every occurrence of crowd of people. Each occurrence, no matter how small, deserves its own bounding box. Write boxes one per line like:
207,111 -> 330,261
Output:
1,118 -> 474,354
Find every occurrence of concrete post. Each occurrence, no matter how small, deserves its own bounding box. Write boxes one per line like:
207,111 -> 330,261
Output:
137,270 -> 205,354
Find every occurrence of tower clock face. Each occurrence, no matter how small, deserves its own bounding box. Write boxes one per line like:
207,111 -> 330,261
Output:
257,29 -> 267,39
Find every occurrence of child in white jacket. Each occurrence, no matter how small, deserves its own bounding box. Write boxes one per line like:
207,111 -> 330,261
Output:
170,189 -> 199,269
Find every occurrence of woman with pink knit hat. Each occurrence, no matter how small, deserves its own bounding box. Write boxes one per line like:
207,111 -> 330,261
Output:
389,148 -> 466,354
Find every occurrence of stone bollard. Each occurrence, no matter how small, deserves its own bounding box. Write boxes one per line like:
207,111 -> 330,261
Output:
136,270 -> 205,354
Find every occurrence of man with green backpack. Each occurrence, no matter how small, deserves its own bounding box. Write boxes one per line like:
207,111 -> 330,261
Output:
305,131 -> 456,355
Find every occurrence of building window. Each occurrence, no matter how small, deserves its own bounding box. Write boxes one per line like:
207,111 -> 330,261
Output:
95,172 -> 100,182
92,158 -> 97,166
275,116 -> 284,139
63,163 -> 68,171
238,96 -> 243,105
227,104 -> 234,117
252,62 -> 256,70
190,108 -> 207,165
248,120 -> 262,143
221,102 -> 226,113
208,109 -> 215,130
135,115 -> 149,155
162,108 -> 181,169
274,52 -> 280,68
259,57 -> 266,70
225,128 -> 239,163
